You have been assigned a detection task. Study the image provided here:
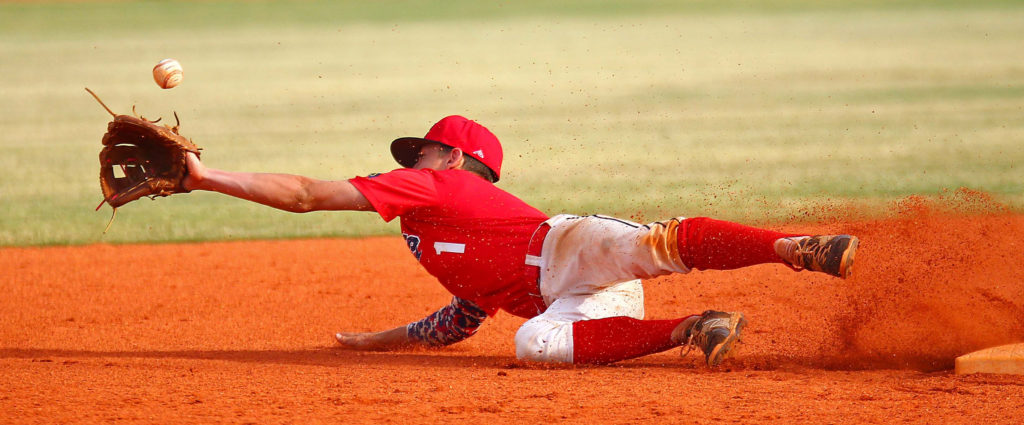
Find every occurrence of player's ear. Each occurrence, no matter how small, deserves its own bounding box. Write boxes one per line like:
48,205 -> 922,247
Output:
446,148 -> 465,169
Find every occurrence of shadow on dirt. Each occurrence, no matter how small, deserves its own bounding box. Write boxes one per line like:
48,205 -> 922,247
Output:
0,347 -> 957,372
0,347 -> 517,369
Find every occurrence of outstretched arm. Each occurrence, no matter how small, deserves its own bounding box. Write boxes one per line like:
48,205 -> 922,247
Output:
183,152 -> 373,213
335,297 -> 489,351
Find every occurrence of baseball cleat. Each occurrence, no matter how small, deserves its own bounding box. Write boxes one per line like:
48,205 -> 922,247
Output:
681,310 -> 746,367
775,234 -> 859,279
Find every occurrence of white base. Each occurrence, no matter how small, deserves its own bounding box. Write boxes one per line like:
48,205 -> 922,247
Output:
955,343 -> 1024,375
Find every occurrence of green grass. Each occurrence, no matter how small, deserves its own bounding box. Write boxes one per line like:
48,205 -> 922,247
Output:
1,0 -> 1022,246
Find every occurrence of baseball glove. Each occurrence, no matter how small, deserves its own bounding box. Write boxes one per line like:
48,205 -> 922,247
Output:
87,88 -> 200,211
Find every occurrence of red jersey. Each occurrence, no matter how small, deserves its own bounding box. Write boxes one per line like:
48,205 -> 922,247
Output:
349,168 -> 549,318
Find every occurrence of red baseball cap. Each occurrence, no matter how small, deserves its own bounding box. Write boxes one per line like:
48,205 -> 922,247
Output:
391,115 -> 503,182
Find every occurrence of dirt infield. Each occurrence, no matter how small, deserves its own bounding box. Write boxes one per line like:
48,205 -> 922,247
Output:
2,197 -> 1023,423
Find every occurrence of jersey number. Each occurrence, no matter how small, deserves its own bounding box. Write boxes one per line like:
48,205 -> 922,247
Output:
433,242 -> 465,255
403,234 -> 465,259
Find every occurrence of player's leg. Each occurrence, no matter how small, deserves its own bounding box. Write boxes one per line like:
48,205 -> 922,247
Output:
571,310 -> 746,366
513,280 -> 745,366
538,215 -> 858,297
535,215 -> 690,304
515,279 -> 647,363
676,217 -> 859,278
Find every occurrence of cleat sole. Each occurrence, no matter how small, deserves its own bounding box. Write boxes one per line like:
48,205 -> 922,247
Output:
707,312 -> 746,367
838,236 -> 859,279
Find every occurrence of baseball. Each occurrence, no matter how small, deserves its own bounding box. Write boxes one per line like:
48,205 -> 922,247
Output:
152,58 -> 183,89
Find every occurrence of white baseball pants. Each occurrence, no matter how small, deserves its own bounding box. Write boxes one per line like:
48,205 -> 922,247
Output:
514,214 -> 691,363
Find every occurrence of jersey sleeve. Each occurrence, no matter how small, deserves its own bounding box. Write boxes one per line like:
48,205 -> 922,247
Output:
406,296 -> 488,347
349,169 -> 441,222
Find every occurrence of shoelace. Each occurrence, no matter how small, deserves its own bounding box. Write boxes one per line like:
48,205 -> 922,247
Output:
796,237 -> 831,271
680,324 -> 707,358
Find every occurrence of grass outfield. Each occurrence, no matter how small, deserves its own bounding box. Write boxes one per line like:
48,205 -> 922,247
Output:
1,0 -> 1022,246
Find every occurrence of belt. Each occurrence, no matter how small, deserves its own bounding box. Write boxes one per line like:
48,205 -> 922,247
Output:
524,222 -> 551,283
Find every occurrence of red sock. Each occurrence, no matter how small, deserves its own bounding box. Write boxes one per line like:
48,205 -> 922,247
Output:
676,217 -> 801,270
572,316 -> 692,364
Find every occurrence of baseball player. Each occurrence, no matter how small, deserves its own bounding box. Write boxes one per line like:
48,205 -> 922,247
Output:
182,115 -> 858,366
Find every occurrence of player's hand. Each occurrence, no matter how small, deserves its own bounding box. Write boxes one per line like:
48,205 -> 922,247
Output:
182,152 -> 206,191
334,332 -> 384,350
335,327 -> 412,351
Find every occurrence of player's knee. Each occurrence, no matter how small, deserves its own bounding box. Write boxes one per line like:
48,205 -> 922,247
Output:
514,317 -> 573,364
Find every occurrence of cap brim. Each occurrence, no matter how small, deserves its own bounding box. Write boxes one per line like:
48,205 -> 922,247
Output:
390,137 -> 437,168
